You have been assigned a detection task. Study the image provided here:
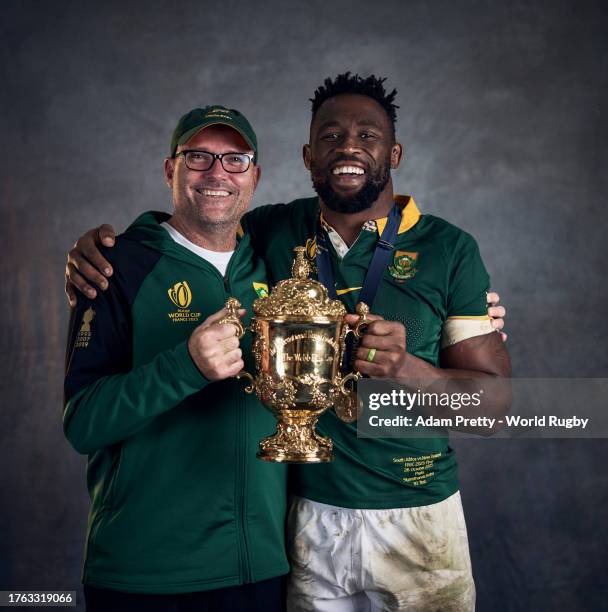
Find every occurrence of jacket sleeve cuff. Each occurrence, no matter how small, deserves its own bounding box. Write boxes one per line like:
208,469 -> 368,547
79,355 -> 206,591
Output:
173,339 -> 210,390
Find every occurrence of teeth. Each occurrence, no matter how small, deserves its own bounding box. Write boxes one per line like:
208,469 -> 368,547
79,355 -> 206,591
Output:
201,189 -> 230,196
332,166 -> 365,175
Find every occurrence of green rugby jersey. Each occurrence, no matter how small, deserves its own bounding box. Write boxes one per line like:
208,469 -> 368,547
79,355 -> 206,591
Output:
242,195 -> 490,509
64,212 -> 288,593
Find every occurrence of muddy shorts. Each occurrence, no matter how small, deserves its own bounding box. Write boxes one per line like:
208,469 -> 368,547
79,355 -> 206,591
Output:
286,492 -> 475,612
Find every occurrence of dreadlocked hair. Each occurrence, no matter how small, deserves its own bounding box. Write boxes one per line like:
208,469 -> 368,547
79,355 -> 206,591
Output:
310,72 -> 398,133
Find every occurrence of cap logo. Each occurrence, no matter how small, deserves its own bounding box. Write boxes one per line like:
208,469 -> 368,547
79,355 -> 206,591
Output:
206,109 -> 232,118
172,106 -> 256,160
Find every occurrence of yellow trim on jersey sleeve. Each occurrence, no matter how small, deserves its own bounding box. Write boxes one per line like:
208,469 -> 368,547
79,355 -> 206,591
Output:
441,317 -> 495,349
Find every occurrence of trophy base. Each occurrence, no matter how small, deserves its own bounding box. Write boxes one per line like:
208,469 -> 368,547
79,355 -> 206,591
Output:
257,419 -> 334,463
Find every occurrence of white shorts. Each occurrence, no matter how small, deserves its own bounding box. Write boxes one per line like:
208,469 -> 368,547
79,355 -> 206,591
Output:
286,492 -> 475,612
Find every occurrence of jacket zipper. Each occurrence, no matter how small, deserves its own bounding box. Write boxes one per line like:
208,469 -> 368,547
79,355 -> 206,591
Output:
234,385 -> 251,582
156,229 -> 253,581
222,246 -> 252,583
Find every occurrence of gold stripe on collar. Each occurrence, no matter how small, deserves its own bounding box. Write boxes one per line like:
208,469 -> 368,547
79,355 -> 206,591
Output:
376,195 -> 421,235
319,195 -> 421,236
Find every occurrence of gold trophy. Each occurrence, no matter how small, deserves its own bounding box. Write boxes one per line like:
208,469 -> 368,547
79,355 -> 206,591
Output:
220,247 -> 368,463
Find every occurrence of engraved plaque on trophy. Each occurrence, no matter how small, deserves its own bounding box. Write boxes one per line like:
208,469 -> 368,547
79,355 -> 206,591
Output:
220,247 -> 367,463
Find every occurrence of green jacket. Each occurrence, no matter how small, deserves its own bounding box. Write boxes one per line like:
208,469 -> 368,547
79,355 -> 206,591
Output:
64,212 -> 288,594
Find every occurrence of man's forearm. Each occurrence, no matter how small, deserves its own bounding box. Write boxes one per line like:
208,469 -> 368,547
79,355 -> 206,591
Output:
399,336 -> 512,430
63,341 -> 208,454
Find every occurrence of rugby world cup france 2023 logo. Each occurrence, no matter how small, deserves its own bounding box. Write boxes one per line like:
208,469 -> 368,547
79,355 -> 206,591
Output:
167,281 -> 201,323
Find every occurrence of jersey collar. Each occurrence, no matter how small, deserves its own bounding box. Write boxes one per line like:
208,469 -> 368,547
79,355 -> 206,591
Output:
375,195 -> 421,235
319,194 -> 421,237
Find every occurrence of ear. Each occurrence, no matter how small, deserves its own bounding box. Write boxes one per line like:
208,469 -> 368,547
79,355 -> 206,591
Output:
390,142 -> 403,169
164,158 -> 175,188
252,164 -> 262,190
303,144 -> 312,171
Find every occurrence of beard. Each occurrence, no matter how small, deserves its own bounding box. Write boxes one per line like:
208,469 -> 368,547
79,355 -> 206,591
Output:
310,156 -> 391,214
177,179 -> 249,231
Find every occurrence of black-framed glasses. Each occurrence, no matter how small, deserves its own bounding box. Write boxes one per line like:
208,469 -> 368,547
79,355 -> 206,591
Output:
176,149 -> 254,173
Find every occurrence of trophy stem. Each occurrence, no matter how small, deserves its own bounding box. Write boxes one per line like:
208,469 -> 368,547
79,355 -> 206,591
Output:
257,412 -> 333,463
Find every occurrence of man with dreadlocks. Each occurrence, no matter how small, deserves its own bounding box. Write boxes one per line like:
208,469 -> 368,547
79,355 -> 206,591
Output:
65,73 -> 510,611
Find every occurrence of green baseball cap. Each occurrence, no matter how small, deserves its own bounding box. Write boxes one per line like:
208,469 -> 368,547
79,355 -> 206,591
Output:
170,105 -> 258,163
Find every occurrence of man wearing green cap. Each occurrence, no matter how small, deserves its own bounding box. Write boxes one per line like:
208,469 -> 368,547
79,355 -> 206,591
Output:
65,78 -> 509,611
64,106 -> 289,611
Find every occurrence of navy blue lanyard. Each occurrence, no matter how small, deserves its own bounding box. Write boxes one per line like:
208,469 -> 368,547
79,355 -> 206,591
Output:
316,202 -> 401,309
316,203 -> 401,371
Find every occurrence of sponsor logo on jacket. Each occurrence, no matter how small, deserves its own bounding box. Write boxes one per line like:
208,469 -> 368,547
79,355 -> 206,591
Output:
253,282 -> 269,298
167,281 -> 201,322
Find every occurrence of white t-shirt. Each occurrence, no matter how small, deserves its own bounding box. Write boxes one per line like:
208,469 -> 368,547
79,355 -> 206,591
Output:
161,222 -> 234,276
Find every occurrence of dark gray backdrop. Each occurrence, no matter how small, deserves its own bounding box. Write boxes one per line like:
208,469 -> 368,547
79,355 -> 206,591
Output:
1,1 -> 607,610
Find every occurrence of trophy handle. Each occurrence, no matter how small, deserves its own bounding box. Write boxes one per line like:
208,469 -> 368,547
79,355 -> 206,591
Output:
219,297 -> 246,339
236,370 -> 256,394
219,298 -> 256,392
345,302 -> 370,339
339,371 -> 361,395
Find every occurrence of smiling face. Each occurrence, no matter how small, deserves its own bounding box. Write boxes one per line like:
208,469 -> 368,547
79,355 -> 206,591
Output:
304,93 -> 402,214
164,124 -> 260,231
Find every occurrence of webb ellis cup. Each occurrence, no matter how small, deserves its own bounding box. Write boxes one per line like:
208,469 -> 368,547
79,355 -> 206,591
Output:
220,247 -> 368,463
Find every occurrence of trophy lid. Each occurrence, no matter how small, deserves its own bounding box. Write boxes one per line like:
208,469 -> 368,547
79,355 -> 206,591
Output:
253,247 -> 347,319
